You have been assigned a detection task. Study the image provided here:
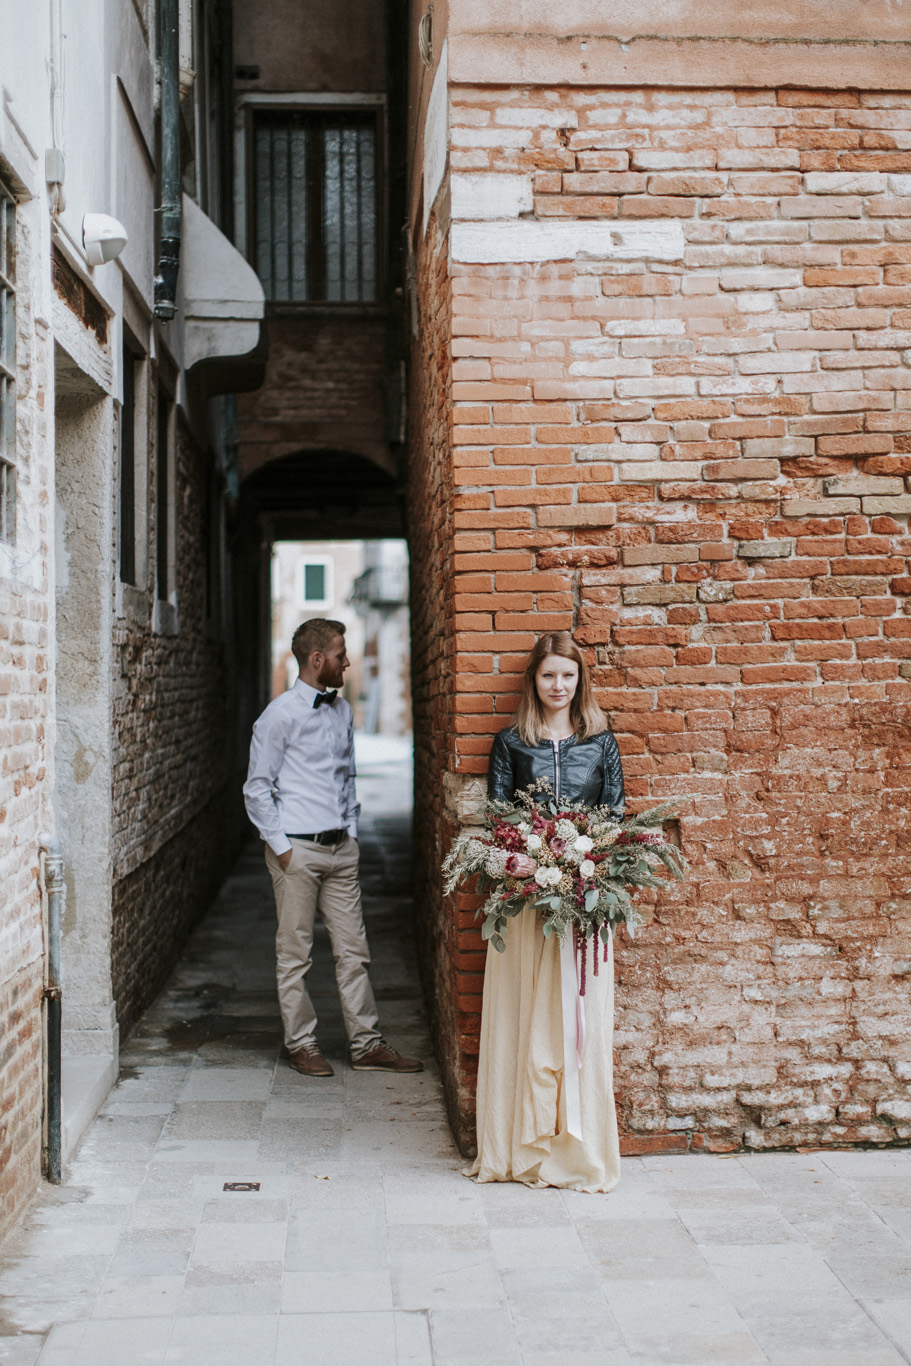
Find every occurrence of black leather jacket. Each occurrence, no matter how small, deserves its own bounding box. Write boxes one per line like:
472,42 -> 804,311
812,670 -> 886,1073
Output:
487,726 -> 625,817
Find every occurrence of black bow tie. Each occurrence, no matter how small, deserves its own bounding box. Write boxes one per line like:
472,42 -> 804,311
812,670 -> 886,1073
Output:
313,690 -> 338,709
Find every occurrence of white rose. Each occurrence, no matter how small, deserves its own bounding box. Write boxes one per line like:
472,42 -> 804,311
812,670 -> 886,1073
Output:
517,821 -> 530,833
574,834 -> 593,854
534,866 -> 551,886
526,834 -> 542,851
546,866 -> 562,887
580,859 -> 595,878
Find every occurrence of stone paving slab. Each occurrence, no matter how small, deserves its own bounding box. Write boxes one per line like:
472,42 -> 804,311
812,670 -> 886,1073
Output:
1,756 -> 910,1365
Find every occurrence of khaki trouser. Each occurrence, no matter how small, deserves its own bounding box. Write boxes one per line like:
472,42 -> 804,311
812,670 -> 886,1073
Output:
265,835 -> 382,1059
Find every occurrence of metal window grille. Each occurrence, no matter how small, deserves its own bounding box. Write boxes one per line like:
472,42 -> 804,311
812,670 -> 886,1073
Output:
0,179 -> 16,544
253,111 -> 378,303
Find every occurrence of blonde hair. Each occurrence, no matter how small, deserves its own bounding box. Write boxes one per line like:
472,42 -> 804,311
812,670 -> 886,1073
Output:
513,632 -> 607,746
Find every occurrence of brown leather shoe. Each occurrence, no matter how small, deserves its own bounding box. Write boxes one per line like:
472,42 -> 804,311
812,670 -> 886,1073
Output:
350,1042 -> 423,1073
288,1046 -> 334,1077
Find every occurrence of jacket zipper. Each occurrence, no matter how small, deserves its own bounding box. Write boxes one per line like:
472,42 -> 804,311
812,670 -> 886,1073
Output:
552,739 -> 561,800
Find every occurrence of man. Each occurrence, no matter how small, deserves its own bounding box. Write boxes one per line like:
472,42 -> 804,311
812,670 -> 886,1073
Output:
244,617 -> 422,1078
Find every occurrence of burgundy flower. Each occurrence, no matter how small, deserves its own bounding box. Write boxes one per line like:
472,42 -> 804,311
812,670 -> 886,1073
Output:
491,820 -> 525,852
506,852 -> 537,878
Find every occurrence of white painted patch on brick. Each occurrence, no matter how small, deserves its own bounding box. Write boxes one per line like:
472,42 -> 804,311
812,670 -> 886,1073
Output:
612,443 -> 661,461
494,106 -> 578,129
824,475 -> 904,497
423,41 -> 448,234
450,173 -> 532,221
782,497 -> 860,516
862,494 -> 911,515
804,172 -> 887,195
450,219 -> 685,264
619,462 -> 701,481
890,176 -> 911,196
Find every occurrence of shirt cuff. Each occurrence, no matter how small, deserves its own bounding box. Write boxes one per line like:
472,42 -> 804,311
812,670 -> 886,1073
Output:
346,824 -> 358,840
268,834 -> 292,857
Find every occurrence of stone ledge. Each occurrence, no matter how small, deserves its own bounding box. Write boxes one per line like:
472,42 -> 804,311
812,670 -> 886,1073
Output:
450,219 -> 685,265
448,36 -> 911,91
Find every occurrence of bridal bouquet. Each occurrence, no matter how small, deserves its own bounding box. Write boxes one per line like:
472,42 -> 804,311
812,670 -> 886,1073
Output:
443,781 -> 687,986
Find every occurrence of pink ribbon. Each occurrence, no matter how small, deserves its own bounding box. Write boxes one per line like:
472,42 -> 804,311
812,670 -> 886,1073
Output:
559,934 -> 585,1140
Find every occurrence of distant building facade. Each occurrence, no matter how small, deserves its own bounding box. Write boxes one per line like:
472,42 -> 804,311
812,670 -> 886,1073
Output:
271,539 -> 411,737
270,541 -> 368,704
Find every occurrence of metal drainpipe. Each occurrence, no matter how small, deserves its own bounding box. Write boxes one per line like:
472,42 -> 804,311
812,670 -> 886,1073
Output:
39,834 -> 65,1184
154,0 -> 181,321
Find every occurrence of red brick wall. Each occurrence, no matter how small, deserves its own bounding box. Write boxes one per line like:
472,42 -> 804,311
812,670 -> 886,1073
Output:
418,85 -> 911,1152
407,215 -> 482,1142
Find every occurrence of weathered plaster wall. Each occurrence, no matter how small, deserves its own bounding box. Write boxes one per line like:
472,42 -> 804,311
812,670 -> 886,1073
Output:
54,384 -> 117,1065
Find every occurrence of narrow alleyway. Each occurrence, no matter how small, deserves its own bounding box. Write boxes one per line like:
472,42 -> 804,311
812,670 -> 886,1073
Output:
1,746 -> 911,1365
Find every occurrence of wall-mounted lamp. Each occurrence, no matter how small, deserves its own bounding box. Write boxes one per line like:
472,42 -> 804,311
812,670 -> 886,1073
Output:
82,213 -> 128,267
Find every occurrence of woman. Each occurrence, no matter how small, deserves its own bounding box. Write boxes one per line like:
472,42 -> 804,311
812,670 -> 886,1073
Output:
466,631 -> 624,1192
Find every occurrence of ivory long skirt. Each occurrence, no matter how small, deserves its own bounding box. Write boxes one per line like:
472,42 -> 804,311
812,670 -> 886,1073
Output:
465,905 -> 621,1193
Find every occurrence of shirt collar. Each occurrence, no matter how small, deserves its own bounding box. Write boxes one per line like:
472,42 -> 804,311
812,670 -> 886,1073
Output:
293,678 -> 335,708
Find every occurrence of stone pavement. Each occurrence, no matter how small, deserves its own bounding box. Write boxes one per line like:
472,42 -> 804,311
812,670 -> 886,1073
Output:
1,749 -> 911,1366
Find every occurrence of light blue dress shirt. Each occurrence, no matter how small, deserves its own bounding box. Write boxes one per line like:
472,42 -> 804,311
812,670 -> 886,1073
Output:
243,679 -> 360,857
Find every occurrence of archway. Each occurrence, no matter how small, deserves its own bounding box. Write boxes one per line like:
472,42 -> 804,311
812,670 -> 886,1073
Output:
231,449 -> 407,732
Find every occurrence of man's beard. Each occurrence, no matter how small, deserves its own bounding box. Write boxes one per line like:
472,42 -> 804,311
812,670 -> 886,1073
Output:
318,665 -> 343,690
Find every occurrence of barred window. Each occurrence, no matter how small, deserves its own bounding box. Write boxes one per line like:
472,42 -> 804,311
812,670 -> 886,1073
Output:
252,110 -> 378,304
0,179 -> 16,544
